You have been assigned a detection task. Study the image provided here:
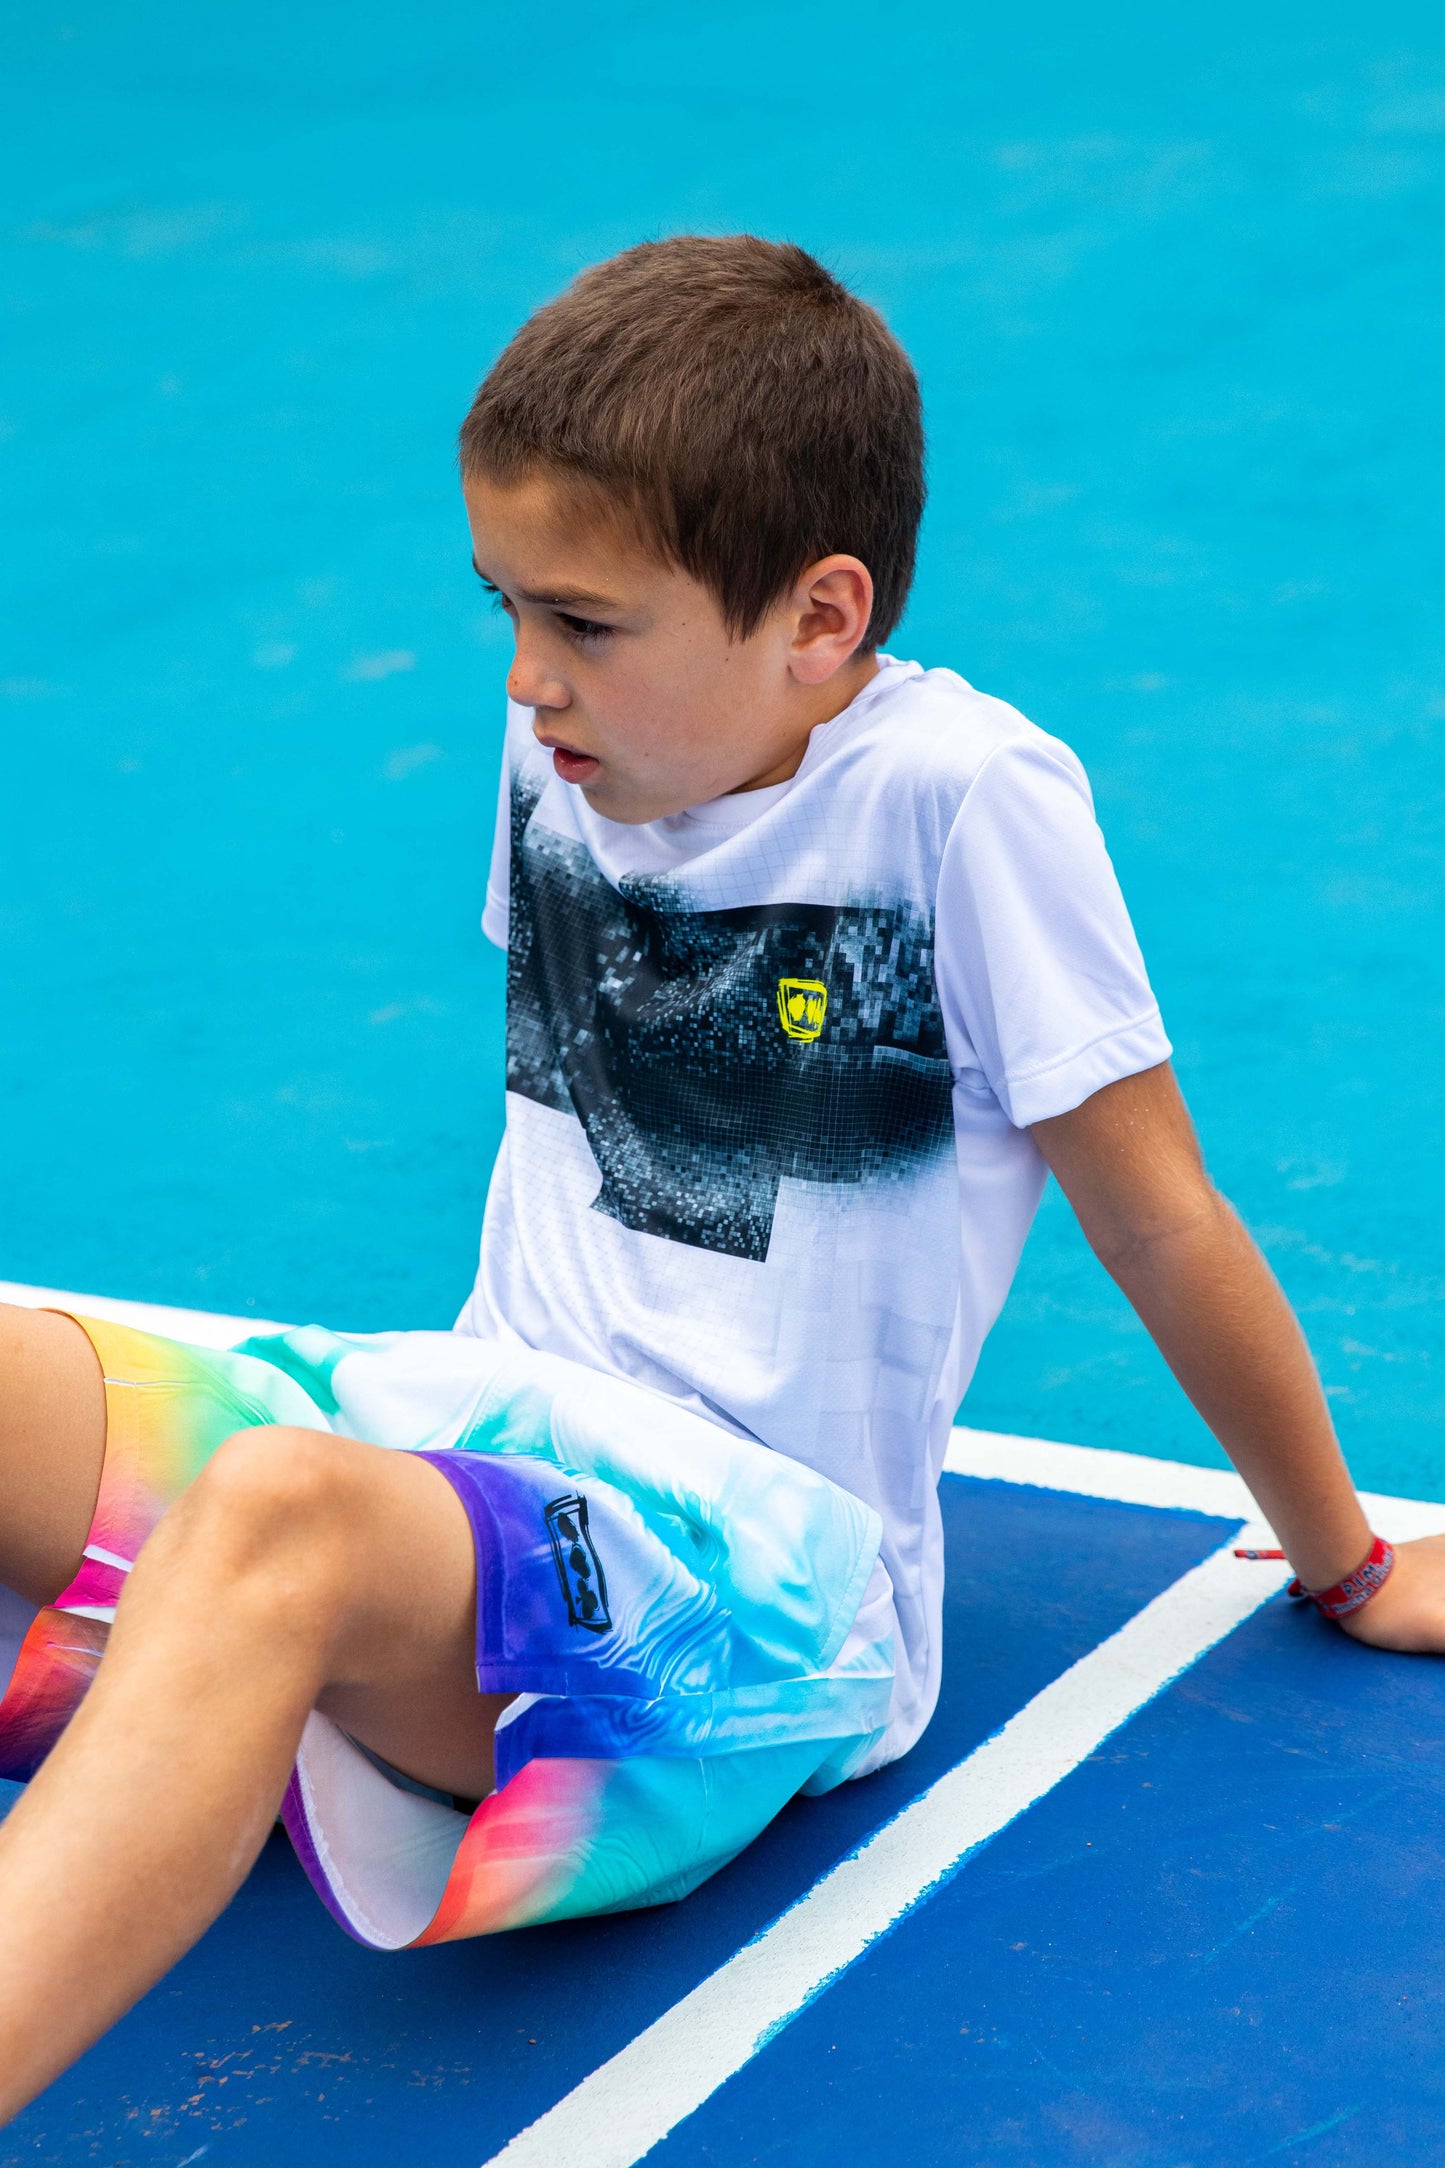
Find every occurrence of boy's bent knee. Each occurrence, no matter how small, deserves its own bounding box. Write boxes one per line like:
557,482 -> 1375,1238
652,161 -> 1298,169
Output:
154,1426 -> 360,1589
193,1424 -> 356,1524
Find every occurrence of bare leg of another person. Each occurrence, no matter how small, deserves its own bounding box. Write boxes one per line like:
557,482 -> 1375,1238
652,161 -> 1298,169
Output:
0,1426 -> 506,2124
0,1306 -> 106,1606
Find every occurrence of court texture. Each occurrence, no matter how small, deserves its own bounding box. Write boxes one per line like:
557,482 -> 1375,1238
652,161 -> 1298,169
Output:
3,2 -> 1445,2162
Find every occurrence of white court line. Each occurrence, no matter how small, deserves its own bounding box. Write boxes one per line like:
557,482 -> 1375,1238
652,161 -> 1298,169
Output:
946,1424 -> 1445,1546
0,1280 -> 283,1348
483,1529 -> 1289,2168
7,1280 -> 1443,1542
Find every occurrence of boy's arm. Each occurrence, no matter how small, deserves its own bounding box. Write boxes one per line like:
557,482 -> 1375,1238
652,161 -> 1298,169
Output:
1031,1061 -> 1445,1651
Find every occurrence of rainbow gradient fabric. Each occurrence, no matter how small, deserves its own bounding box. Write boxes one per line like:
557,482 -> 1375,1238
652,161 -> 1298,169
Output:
0,1316 -> 893,1949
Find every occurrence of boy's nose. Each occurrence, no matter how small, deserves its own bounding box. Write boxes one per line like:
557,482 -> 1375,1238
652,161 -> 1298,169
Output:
507,631 -> 570,714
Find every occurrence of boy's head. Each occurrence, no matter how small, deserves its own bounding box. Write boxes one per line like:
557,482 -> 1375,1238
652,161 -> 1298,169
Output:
460,235 -> 924,822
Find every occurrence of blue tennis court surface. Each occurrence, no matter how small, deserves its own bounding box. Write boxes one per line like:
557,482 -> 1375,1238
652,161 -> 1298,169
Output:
6,0 -> 1445,2162
3,1378 -> 1443,2166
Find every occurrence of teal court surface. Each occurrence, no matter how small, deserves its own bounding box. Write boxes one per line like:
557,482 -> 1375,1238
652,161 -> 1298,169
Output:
5,0 -> 1445,2162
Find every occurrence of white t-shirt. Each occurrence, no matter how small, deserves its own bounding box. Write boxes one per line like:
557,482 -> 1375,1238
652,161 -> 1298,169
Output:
457,655 -> 1171,1767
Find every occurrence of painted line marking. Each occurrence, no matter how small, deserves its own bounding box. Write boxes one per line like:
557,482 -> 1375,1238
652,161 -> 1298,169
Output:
7,1282 -> 1442,1540
0,1279 -> 283,1349
945,1424 -> 1445,1545
481,1528 -> 1289,2168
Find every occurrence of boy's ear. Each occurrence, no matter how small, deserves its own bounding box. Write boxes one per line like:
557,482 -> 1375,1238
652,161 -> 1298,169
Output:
786,556 -> 875,683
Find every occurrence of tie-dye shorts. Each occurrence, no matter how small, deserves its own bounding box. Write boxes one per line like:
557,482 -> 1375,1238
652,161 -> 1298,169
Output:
0,1315 -> 894,1950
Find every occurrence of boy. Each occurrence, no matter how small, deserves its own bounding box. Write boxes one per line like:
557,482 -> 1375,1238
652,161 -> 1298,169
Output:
0,234 -> 1441,2121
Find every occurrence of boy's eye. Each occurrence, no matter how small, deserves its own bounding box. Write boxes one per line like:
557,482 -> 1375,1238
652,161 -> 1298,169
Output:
476,575 -> 514,616
557,612 -> 613,645
472,569 -> 612,645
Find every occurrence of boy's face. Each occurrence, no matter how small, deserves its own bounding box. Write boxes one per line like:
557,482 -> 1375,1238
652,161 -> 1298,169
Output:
464,470 -> 875,825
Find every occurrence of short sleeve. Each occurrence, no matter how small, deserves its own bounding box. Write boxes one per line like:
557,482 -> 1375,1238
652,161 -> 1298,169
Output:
935,735 -> 1171,1128
481,745 -> 511,950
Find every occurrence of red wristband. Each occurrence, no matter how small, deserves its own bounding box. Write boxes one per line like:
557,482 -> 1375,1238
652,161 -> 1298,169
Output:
1287,1534 -> 1395,1620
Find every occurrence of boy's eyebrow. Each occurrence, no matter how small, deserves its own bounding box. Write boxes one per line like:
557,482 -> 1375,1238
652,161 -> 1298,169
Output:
471,557 -> 621,612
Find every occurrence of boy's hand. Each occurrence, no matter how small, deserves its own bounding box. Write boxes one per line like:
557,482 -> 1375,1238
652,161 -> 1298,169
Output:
1336,1535 -> 1445,1653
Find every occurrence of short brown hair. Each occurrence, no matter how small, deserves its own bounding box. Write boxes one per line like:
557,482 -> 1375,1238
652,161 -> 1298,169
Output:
459,235 -> 924,648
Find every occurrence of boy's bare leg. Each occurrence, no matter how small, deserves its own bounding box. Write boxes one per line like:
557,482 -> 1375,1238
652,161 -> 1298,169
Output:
0,1305 -> 105,1605
0,1427 -> 506,2123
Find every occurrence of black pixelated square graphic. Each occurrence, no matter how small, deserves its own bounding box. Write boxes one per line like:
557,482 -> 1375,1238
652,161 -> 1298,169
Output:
506,776 -> 954,1261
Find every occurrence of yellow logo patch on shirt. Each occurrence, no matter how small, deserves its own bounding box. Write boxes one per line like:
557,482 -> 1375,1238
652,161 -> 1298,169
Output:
776,978 -> 828,1042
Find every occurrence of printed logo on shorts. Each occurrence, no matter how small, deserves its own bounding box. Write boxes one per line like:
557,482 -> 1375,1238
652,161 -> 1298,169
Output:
776,977 -> 828,1042
544,1493 -> 612,1634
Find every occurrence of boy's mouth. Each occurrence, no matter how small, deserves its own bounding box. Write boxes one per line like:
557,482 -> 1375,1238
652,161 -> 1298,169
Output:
546,742 -> 601,786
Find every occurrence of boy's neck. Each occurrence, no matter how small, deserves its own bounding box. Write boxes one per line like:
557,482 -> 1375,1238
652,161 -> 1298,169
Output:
731,650 -> 881,794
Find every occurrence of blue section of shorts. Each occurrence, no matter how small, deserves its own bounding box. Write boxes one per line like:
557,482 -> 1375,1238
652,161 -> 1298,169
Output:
415,1446 -> 892,1795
